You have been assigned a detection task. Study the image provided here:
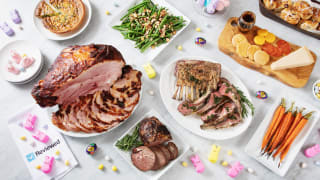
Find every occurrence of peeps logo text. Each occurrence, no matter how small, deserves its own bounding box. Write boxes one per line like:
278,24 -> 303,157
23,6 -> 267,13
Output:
26,153 -> 36,162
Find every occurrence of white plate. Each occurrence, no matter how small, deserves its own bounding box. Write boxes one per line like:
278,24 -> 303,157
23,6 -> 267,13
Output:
33,0 -> 92,40
0,40 -> 43,83
109,0 -> 191,61
45,76 -> 144,138
113,109 -> 190,180
159,57 -> 253,140
245,95 -> 320,177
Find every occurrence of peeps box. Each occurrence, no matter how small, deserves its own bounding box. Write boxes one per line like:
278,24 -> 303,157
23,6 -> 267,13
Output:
8,104 -> 78,180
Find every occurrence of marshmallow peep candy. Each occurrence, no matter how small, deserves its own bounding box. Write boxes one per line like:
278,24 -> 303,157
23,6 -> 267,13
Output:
208,144 -> 221,163
10,9 -> 22,24
190,154 -> 205,173
41,156 -> 54,174
304,144 -> 320,158
24,113 -> 37,131
0,22 -> 14,36
227,161 -> 244,178
10,50 -> 22,64
22,57 -> 35,68
32,130 -> 49,143
7,63 -> 20,75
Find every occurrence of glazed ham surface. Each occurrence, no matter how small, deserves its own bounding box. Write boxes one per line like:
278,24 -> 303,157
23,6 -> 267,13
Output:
32,44 -> 125,107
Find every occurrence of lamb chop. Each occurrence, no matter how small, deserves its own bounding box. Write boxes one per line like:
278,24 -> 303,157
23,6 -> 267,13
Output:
172,60 -> 221,101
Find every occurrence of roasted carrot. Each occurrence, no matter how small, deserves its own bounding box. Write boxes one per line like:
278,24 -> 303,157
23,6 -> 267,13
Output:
265,114 -> 286,154
268,102 -> 294,154
273,112 -> 313,160
285,107 -> 305,140
261,98 -> 286,152
278,143 -> 292,167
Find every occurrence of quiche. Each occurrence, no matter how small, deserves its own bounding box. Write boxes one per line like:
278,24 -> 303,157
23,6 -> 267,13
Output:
35,0 -> 85,34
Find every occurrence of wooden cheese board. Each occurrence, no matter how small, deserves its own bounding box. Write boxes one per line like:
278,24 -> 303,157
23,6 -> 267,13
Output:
218,17 -> 317,88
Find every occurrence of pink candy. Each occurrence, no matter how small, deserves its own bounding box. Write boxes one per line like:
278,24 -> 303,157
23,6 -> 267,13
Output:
304,144 -> 320,158
41,156 -> 54,174
22,57 -> 35,68
32,130 -> 49,143
10,50 -> 22,64
24,113 -> 37,131
7,63 -> 20,75
190,154 -> 205,173
227,161 -> 244,178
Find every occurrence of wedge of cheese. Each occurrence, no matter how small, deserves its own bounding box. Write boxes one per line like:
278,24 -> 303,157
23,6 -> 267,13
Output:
271,46 -> 314,70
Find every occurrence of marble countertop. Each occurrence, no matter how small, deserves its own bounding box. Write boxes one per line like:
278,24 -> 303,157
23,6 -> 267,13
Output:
1,0 -> 320,179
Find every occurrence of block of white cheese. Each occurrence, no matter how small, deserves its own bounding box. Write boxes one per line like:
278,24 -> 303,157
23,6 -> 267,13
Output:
271,46 -> 314,70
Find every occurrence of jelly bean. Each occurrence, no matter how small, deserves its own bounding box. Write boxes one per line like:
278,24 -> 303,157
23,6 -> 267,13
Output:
227,150 -> 233,156
112,165 -> 117,171
105,11 -> 110,15
182,161 -> 188,167
20,136 -> 27,141
65,160 -> 70,166
98,164 -> 104,170
177,45 -> 183,51
299,162 -> 307,168
196,27 -> 201,32
36,165 -> 41,170
104,155 -> 111,161
221,161 -> 228,167
55,150 -> 60,155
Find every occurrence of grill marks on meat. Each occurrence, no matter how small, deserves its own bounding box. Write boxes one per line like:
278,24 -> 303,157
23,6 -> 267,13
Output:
172,60 -> 221,101
32,44 -> 125,107
139,117 -> 172,147
51,65 -> 142,133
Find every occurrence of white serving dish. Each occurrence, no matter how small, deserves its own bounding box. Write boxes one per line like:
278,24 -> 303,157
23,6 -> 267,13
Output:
312,80 -> 320,102
45,75 -> 144,138
159,57 -> 253,140
109,0 -> 191,61
113,109 -> 190,180
245,95 -> 320,177
33,0 -> 92,41
0,40 -> 43,84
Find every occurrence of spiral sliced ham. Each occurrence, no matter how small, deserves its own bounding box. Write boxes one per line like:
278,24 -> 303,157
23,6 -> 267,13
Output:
32,44 -> 125,107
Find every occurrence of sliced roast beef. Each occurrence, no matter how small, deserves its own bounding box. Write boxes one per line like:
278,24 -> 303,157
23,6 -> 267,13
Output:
158,145 -> 172,161
166,142 -> 179,159
150,146 -> 168,170
32,44 -> 125,107
131,146 -> 156,171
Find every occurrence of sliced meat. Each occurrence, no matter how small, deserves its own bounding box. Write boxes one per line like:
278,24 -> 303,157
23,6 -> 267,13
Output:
158,145 -> 172,161
166,142 -> 179,159
177,89 -> 212,115
139,117 -> 172,147
196,92 -> 225,114
201,102 -> 236,126
150,146 -> 168,170
218,78 -> 242,117
201,112 -> 242,130
131,146 -> 156,171
32,44 -> 125,107
200,99 -> 231,122
52,105 -> 80,132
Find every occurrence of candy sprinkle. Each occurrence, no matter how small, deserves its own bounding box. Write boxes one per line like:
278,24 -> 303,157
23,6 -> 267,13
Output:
177,45 -> 183,51
105,11 -> 110,15
182,161 -> 188,167
98,164 -> 104,170
112,165 -> 117,171
196,27 -> 201,32
20,136 -> 27,141
65,160 -> 70,166
36,165 -> 41,170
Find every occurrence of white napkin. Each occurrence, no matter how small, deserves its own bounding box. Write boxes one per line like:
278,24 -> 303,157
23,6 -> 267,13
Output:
8,104 -> 78,180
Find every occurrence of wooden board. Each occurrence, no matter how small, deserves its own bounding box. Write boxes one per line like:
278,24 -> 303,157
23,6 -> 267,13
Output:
218,17 -> 317,88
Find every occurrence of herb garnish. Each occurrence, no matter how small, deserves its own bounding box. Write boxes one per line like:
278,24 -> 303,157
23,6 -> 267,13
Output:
214,96 -> 222,104
116,124 -> 143,151
236,87 -> 255,118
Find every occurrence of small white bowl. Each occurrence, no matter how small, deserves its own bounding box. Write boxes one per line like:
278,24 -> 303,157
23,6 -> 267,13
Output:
0,40 -> 43,84
312,80 -> 320,101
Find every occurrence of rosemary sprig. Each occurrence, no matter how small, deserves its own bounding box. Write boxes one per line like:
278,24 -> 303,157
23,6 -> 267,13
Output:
236,87 -> 255,118
116,124 -> 143,151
